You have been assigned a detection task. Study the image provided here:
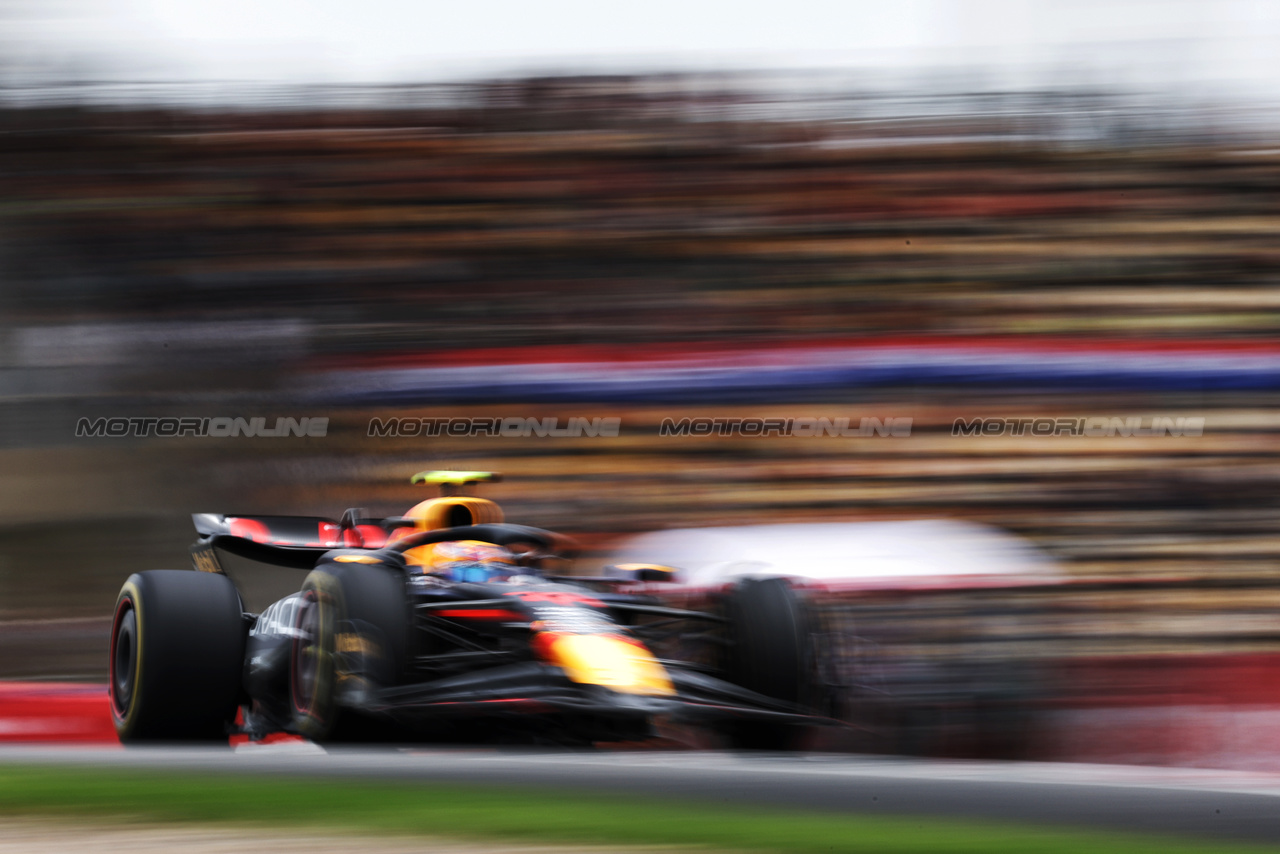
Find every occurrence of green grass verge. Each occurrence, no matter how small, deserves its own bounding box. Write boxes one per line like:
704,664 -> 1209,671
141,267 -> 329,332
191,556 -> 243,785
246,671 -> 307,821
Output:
0,763 -> 1273,854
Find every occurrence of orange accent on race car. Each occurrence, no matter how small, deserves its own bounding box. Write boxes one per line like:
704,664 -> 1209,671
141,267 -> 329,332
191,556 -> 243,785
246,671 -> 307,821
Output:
403,497 -> 504,531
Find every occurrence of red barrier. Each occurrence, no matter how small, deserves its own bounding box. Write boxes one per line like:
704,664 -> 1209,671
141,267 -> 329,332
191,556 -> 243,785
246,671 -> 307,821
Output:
0,683 -> 310,747
1056,653 -> 1280,709
1033,654 -> 1280,770
0,682 -> 118,744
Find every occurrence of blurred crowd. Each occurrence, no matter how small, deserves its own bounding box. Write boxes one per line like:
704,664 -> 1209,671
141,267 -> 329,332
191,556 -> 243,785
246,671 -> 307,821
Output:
3,76 -> 1277,351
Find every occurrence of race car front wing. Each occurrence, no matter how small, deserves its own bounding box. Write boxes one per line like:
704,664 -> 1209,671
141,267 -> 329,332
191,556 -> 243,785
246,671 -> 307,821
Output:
345,660 -> 829,728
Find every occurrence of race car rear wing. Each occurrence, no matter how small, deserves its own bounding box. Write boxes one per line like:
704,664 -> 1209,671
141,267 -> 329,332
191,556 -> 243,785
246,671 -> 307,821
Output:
190,513 -> 573,572
190,511 -> 415,572
191,534 -> 330,571
193,511 -> 421,544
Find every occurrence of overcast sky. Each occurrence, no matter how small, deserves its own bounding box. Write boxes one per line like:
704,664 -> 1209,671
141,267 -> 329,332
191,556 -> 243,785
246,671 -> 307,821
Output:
5,0 -> 1280,94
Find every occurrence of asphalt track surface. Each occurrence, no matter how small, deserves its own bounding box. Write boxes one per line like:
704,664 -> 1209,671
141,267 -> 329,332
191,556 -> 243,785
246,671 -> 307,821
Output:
5,746 -> 1280,845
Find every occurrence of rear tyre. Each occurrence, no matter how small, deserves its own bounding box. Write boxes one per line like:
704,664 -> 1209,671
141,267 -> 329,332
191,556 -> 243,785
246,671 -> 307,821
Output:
290,563 -> 407,742
723,577 -> 816,750
109,570 -> 247,743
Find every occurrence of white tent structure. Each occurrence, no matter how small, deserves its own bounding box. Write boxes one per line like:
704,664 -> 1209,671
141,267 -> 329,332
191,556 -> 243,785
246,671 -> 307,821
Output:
608,519 -> 1061,587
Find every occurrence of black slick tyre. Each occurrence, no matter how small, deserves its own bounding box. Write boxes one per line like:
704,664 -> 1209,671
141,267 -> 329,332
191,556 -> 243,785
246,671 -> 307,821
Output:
723,576 -> 815,750
109,570 -> 247,743
290,562 -> 407,742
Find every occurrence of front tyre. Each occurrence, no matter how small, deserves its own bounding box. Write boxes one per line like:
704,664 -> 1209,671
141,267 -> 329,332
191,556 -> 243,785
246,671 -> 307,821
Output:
109,570 -> 247,743
723,577 -> 817,750
290,563 -> 406,742
290,573 -> 339,740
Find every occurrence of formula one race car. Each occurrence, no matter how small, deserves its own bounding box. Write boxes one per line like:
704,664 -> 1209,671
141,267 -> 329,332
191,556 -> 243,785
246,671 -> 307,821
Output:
108,472 -> 827,747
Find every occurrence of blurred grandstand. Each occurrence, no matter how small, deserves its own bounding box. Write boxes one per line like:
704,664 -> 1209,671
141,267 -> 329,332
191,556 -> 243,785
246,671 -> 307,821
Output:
3,74 -> 1277,541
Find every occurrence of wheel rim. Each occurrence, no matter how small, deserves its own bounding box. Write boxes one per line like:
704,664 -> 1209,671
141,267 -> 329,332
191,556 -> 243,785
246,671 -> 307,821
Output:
109,600 -> 137,719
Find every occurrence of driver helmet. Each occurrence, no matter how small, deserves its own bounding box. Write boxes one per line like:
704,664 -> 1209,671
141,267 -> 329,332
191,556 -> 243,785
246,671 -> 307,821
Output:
421,540 -> 517,583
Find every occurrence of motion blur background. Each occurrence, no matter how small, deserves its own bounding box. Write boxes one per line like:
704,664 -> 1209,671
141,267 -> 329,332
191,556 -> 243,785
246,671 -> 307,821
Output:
3,0 -> 1280,762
